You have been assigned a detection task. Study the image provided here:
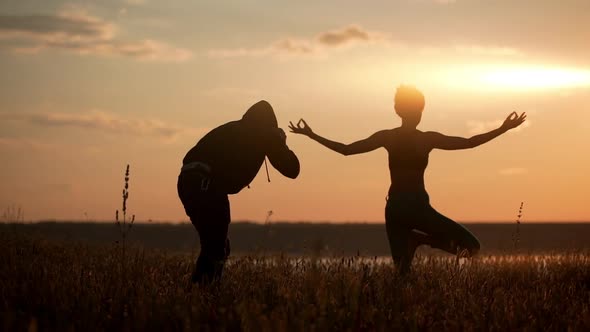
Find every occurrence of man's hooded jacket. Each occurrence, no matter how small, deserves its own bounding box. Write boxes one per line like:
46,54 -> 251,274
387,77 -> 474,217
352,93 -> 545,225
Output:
182,100 -> 300,194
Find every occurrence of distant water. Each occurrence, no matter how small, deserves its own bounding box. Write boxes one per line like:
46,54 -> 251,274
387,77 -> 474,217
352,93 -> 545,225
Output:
2,222 -> 590,255
228,253 -> 590,268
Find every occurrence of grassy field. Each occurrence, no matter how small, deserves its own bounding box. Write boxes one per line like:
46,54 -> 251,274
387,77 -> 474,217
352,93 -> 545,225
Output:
1,232 -> 589,331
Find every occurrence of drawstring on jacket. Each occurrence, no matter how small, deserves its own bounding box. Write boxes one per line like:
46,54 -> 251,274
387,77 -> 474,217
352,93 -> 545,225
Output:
264,157 -> 271,182
248,158 -> 271,189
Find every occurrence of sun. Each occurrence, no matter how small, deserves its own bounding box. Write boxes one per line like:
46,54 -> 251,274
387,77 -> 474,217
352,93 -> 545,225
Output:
438,64 -> 590,91
480,66 -> 590,90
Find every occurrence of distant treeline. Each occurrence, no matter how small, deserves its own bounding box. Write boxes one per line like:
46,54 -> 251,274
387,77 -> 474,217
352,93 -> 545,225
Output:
2,222 -> 589,256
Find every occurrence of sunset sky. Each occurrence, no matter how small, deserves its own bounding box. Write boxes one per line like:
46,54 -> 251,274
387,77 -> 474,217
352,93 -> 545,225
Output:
1,0 -> 589,223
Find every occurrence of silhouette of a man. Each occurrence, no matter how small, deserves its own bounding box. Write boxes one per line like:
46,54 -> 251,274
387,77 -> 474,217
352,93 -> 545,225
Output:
290,85 -> 526,273
178,100 -> 300,284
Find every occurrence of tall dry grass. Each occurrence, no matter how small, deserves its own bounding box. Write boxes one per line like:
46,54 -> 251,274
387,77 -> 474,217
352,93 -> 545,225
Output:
1,233 -> 588,331
1,204 -> 24,223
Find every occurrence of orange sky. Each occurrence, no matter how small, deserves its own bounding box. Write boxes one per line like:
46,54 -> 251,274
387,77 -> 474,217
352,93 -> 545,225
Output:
1,0 -> 589,222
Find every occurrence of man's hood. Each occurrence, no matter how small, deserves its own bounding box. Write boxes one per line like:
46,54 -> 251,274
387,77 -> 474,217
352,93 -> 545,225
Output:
241,100 -> 278,129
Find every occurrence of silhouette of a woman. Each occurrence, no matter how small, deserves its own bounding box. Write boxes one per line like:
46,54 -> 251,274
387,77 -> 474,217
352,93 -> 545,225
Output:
289,85 -> 526,273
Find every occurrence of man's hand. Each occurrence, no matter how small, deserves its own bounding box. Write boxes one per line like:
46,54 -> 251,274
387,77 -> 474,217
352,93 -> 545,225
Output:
500,112 -> 527,131
288,119 -> 314,137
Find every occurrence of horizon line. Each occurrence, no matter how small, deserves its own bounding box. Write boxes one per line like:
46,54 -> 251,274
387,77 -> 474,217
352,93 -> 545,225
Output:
5,220 -> 590,225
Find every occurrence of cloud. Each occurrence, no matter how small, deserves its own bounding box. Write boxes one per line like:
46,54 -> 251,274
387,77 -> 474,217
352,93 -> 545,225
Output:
0,12 -> 115,39
1,111 -> 204,141
208,24 -> 388,58
0,137 -> 57,150
208,24 -> 523,60
0,10 -> 191,62
316,25 -> 376,46
272,38 -> 315,55
499,167 -> 528,176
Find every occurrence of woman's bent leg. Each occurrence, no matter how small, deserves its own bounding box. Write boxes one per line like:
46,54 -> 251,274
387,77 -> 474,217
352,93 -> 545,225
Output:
416,206 -> 480,256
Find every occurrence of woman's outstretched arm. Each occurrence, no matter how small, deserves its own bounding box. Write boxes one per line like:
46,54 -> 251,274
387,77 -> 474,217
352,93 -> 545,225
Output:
427,112 -> 526,150
289,119 -> 387,156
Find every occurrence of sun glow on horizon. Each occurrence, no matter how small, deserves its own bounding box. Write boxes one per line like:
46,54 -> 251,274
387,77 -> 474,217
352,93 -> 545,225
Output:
481,67 -> 590,90
438,65 -> 590,91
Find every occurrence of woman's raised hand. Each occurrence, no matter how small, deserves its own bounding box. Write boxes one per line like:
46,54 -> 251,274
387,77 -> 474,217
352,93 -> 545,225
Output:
501,112 -> 527,131
289,119 -> 314,137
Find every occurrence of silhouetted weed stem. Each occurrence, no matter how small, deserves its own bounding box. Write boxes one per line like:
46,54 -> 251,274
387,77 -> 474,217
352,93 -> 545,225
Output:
115,164 -> 135,268
512,202 -> 524,251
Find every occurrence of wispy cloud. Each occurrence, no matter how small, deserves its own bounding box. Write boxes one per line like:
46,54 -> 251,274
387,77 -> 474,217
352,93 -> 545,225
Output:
208,24 -> 523,60
0,9 -> 191,62
499,167 -> 528,176
316,25 -> 379,46
208,24 -> 389,58
0,137 -> 58,150
1,111 -> 204,141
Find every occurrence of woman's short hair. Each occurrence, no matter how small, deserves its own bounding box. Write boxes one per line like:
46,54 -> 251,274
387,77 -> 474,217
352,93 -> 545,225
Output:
394,85 -> 425,116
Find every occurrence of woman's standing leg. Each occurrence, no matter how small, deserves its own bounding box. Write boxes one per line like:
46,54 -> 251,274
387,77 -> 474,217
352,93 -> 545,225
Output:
385,198 -> 428,274
385,220 -> 412,274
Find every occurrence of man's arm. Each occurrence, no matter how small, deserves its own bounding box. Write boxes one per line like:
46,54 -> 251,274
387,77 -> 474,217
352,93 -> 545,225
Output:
289,119 -> 387,156
266,128 -> 300,179
427,112 -> 526,150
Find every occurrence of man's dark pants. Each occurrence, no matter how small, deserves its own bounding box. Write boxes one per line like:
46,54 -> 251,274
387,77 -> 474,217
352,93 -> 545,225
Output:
177,171 -> 231,284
